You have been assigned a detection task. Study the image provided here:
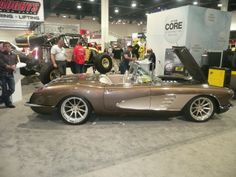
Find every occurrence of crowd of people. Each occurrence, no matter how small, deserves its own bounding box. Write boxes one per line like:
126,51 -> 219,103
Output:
50,38 -> 156,75
104,44 -> 156,74
0,38 -> 156,108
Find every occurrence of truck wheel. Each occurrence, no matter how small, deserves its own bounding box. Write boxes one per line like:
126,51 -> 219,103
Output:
95,54 -> 112,74
20,67 -> 36,76
15,34 -> 47,47
39,63 -> 61,84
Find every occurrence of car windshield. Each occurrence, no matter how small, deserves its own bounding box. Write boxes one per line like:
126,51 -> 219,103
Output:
126,62 -> 162,84
98,62 -> 162,85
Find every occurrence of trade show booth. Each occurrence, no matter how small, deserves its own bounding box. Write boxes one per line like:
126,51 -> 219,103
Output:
147,5 -> 232,76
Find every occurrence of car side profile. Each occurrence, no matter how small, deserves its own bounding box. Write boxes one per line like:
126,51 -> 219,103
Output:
26,46 -> 234,125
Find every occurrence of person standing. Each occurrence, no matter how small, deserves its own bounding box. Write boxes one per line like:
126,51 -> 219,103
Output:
119,45 -> 134,74
73,41 -> 86,73
132,43 -> 140,59
51,38 -> 67,75
147,48 -> 156,71
112,44 -> 123,73
0,42 -> 18,108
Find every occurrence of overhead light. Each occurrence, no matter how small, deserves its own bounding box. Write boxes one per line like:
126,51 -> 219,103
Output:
92,17 -> 96,21
114,7 -> 119,13
193,1 -> 198,5
218,3 -> 222,7
131,1 -> 137,8
62,15 -> 67,18
77,3 -> 82,9
89,0 -> 95,2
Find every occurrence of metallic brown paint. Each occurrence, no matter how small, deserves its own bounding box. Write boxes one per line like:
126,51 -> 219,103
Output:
28,74 -> 233,114
26,47 -> 234,122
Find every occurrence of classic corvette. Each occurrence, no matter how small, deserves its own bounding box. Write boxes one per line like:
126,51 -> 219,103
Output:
26,46 -> 234,124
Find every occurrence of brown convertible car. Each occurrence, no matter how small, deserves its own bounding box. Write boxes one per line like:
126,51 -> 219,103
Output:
26,46 -> 234,124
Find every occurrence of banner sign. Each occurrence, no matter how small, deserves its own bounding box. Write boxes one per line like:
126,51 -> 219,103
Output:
0,0 -> 44,21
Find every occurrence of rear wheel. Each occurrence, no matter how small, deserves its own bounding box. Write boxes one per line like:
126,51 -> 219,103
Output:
20,67 -> 36,76
39,63 -> 61,84
59,96 -> 91,125
184,96 -> 215,122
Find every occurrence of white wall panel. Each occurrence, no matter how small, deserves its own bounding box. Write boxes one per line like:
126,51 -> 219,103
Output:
231,11 -> 236,30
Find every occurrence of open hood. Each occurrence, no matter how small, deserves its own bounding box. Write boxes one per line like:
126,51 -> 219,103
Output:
172,46 -> 207,83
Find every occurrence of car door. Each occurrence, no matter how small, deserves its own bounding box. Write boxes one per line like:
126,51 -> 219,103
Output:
104,83 -> 151,111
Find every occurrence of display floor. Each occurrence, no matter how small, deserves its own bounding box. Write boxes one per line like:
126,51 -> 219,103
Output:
0,75 -> 236,177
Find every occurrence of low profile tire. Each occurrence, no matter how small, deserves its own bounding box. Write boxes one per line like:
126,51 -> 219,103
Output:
31,107 -> 52,114
59,96 -> 91,125
95,54 -> 112,74
39,63 -> 61,84
184,96 -> 215,122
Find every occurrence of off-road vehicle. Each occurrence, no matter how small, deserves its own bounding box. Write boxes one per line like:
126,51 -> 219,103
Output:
15,33 -> 113,84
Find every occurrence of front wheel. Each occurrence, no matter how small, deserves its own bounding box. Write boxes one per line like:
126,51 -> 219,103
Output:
94,54 -> 112,74
58,96 -> 91,125
184,96 -> 215,122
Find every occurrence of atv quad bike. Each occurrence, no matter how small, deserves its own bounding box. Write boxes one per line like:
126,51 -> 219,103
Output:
15,33 -> 113,84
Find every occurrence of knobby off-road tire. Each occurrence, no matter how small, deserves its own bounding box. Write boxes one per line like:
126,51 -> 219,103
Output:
39,63 -> 61,84
94,54 -> 112,74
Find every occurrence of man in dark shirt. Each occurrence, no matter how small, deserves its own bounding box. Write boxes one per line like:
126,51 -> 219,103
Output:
147,48 -> 156,71
112,44 -> 123,60
0,42 -> 18,108
112,44 -> 123,73
119,45 -> 134,74
132,43 -> 140,59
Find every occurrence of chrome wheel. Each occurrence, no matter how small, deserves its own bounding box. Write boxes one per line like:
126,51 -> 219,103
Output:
189,97 -> 214,121
49,69 -> 61,81
60,97 -> 89,124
